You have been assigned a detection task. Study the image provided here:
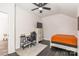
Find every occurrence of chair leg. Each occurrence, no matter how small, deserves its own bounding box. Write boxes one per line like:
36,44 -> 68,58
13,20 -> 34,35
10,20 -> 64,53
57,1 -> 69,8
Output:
29,45 -> 30,48
22,46 -> 25,49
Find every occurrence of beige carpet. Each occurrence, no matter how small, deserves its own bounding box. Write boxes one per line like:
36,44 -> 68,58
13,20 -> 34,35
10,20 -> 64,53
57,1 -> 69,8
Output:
16,44 -> 47,56
0,40 -> 8,56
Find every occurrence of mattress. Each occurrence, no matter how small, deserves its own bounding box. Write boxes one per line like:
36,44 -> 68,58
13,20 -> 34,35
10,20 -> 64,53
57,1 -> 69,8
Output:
51,34 -> 77,48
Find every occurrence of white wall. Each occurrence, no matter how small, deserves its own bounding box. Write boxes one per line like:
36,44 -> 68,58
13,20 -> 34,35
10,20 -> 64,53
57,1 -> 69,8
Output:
0,12 -> 8,41
16,6 -> 40,49
42,14 -> 77,40
0,3 -> 15,54
77,7 -> 79,56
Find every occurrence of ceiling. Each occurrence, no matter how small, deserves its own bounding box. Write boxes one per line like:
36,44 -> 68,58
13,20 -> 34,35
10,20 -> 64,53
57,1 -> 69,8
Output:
16,3 -> 79,18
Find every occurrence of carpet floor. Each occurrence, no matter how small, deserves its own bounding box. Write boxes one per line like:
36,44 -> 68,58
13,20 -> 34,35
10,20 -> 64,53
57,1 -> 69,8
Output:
16,43 -> 47,56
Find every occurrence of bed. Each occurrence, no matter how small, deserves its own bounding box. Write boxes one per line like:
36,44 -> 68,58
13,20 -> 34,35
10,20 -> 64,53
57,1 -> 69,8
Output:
50,34 -> 77,52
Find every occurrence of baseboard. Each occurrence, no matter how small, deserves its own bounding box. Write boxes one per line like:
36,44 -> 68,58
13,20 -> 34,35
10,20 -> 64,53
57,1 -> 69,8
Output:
7,52 -> 19,56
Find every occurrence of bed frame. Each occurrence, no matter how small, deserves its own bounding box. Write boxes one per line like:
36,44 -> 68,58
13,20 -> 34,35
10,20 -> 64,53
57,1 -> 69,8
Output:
50,42 -> 77,52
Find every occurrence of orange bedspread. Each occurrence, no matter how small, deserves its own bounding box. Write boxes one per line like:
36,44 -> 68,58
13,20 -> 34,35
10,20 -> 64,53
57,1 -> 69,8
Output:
51,34 -> 77,47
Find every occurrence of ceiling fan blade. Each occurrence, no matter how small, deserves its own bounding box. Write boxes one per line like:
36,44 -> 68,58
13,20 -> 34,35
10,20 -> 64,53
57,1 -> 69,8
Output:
32,8 -> 38,11
43,7 -> 51,10
33,3 -> 40,7
40,10 -> 42,13
42,3 -> 48,6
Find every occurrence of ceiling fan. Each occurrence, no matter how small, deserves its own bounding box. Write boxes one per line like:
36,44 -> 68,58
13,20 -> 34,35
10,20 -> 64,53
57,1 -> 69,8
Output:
31,3 -> 51,13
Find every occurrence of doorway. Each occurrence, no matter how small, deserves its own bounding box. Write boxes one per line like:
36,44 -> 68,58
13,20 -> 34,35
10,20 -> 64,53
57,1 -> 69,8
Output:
0,12 -> 8,56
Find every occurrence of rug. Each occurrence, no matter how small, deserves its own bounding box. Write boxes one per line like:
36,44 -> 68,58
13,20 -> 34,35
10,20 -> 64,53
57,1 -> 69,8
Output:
16,44 -> 47,56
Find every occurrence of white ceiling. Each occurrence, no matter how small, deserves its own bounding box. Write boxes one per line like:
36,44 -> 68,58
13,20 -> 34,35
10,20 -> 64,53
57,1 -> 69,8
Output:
16,3 -> 79,18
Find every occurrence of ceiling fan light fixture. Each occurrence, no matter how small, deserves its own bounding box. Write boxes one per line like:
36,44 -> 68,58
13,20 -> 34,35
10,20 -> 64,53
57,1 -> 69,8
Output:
39,7 -> 43,10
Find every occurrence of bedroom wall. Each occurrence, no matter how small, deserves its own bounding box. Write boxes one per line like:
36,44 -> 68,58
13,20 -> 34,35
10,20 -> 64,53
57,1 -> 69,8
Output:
16,5 -> 40,49
77,7 -> 79,56
42,14 -> 77,40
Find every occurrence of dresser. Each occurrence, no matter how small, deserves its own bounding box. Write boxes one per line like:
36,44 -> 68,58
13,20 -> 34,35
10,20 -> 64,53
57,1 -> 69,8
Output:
35,28 -> 43,44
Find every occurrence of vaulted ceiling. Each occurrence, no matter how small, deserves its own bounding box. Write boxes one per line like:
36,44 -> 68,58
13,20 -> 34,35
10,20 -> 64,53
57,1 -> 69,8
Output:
16,3 -> 79,18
